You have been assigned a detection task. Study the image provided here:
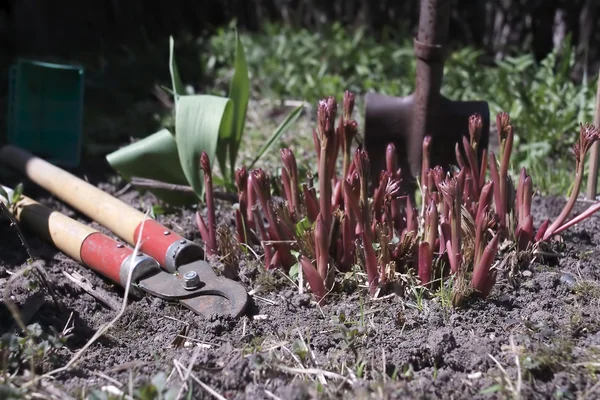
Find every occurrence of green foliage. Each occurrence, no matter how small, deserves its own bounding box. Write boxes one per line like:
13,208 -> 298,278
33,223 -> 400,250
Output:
201,23 -> 596,194
0,323 -> 67,374
107,30 -> 302,202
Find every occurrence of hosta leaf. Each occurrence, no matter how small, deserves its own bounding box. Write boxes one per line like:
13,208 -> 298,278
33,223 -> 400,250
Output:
175,95 -> 233,199
226,30 -> 250,180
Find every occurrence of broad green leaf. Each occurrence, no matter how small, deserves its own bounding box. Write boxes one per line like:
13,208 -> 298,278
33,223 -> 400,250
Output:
226,30 -> 250,180
169,36 -> 184,108
175,95 -> 233,199
249,104 -> 304,169
0,185 -> 9,203
105,129 -> 194,206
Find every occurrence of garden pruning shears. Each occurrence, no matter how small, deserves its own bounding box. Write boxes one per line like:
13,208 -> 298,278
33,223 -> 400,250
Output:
0,145 -> 249,319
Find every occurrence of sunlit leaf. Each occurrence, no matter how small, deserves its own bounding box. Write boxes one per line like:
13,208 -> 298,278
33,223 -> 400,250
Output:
106,129 -> 195,206
175,95 -> 233,199
226,30 -> 251,182
169,36 -> 184,109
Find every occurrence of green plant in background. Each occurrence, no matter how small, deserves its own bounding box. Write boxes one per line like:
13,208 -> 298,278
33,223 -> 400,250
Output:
106,30 -> 303,205
201,24 -> 596,195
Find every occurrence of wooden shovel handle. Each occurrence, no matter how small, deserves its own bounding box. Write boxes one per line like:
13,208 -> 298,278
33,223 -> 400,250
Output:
13,195 -> 133,285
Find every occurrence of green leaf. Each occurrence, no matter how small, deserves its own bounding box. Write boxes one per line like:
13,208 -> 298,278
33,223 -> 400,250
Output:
12,183 -> 23,204
289,263 -> 299,281
0,186 -> 9,204
226,30 -> 250,180
106,129 -> 194,206
295,216 -> 312,237
175,95 -> 233,199
249,104 -> 304,169
169,36 -> 185,108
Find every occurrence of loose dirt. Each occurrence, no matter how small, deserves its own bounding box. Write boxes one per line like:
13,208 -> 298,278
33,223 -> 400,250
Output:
2,153 -> 600,400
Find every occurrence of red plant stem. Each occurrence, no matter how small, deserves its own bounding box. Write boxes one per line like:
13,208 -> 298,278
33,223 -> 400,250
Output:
387,143 -> 398,176
269,250 -> 281,270
418,242 -> 432,288
343,180 -> 364,234
318,144 -> 333,243
462,136 -> 480,197
201,153 -> 218,256
522,176 -> 532,224
362,229 -> 379,294
489,152 -> 504,228
427,199 -> 438,251
499,127 -> 514,223
515,168 -> 526,226
246,174 -> 256,228
195,211 -> 209,244
235,209 -> 246,244
252,206 -> 272,268
406,196 -> 417,234
339,213 -> 355,271
455,144 -> 466,170
372,171 -> 389,221
479,149 -> 488,191
535,219 -> 550,242
549,201 -> 600,237
299,255 -> 327,305
472,233 -> 499,297
543,159 -> 586,240
303,184 -> 319,222
421,136 -> 432,192
312,128 -> 321,165
281,169 -> 293,215
315,213 -> 329,281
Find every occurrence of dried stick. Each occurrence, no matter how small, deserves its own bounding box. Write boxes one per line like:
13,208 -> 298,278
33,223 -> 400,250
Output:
130,177 -> 238,203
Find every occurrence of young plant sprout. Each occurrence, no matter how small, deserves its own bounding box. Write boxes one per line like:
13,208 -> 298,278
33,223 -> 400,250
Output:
193,90 -> 600,307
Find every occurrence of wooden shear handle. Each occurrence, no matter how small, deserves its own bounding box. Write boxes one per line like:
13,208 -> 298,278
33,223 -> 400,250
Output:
11,194 -> 155,289
0,145 -> 202,272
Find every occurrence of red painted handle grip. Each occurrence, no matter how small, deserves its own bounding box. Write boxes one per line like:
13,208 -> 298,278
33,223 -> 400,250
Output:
80,232 -> 133,286
133,219 -> 203,272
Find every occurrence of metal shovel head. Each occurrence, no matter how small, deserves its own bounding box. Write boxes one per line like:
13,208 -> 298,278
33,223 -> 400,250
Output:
364,92 -> 491,190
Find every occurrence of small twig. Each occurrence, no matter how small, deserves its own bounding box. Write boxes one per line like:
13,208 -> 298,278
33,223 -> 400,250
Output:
62,271 -> 120,311
130,177 -> 238,203
186,368 -> 227,400
274,365 -> 354,385
90,371 -> 124,387
264,389 -> 283,400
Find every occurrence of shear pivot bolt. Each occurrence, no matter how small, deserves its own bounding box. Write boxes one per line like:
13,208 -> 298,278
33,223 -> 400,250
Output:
182,271 -> 200,290
179,239 -> 187,244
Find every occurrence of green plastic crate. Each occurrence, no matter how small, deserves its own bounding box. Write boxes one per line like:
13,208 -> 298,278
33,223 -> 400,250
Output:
7,59 -> 84,167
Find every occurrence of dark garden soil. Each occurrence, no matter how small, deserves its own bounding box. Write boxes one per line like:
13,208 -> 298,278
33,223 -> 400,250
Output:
2,153 -> 600,400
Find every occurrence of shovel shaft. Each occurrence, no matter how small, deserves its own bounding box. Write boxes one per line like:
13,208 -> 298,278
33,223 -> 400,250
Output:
12,195 -> 130,285
0,145 -> 202,272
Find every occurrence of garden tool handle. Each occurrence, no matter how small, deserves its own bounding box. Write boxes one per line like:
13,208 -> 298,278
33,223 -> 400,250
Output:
0,145 -> 202,272
8,193 -> 159,293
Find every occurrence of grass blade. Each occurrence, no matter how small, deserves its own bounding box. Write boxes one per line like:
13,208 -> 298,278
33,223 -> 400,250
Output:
169,36 -> 185,107
226,30 -> 251,181
249,104 -> 304,169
